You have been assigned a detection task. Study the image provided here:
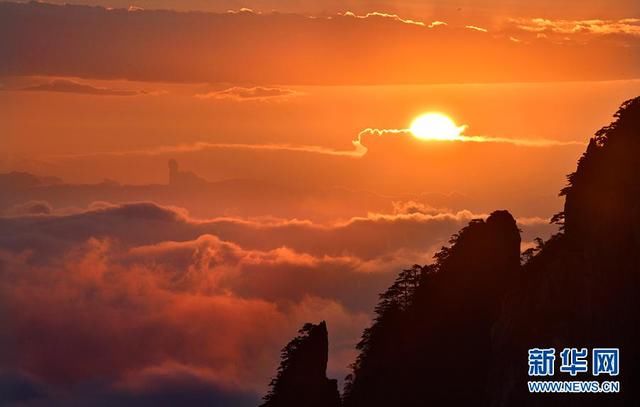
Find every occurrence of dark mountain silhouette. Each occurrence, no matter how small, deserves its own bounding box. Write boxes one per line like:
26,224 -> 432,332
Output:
488,96 -> 640,406
261,322 -> 341,407
264,96 -> 640,406
343,210 -> 521,406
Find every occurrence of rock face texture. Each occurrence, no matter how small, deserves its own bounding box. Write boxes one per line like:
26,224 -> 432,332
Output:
261,321 -> 341,407
264,97 -> 640,406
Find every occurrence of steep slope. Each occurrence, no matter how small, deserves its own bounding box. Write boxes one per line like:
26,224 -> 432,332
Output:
343,210 -> 521,406
261,321 -> 341,407
489,97 -> 640,406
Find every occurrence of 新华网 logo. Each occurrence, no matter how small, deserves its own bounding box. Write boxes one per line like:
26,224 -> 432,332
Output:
527,348 -> 620,393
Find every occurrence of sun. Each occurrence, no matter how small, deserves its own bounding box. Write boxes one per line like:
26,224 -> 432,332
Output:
409,113 -> 464,141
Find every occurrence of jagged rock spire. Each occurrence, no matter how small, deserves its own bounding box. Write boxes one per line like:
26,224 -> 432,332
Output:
261,321 -> 341,407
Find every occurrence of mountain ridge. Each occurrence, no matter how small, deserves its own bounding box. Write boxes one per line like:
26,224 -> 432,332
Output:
263,96 -> 640,406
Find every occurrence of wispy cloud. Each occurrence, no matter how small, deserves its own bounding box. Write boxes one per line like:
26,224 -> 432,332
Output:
51,122 -> 583,163
465,25 -> 488,33
355,127 -> 585,148
53,141 -> 367,159
341,11 -> 426,27
455,135 -> 584,146
195,86 -> 300,101
352,128 -> 411,156
428,21 -> 447,28
15,79 -> 159,96
510,17 -> 640,37
226,7 -> 257,14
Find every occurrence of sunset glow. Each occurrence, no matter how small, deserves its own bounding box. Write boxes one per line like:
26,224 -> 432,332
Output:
1,1 -> 639,405
409,113 -> 465,141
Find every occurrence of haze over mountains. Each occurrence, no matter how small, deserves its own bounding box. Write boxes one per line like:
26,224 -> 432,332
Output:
0,162 -> 471,221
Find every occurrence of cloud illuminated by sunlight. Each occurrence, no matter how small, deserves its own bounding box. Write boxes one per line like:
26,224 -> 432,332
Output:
195,86 -> 300,102
48,113 -> 585,164
428,21 -> 447,28
354,113 -> 585,151
465,25 -> 488,33
341,11 -> 426,27
510,17 -> 640,37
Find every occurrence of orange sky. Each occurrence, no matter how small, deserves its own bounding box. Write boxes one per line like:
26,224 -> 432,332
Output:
3,78 -> 639,218
2,2 -> 639,83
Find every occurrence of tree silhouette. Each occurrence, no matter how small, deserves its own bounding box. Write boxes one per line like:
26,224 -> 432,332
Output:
344,210 -> 521,406
261,321 -> 340,407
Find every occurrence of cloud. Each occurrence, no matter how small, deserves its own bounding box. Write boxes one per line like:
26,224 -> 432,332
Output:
53,140 -> 366,159
111,362 -> 261,406
0,201 -> 474,320
456,135 -> 585,146
341,11 -> 426,27
195,86 -> 300,101
43,124 -> 584,172
391,200 -> 443,215
0,201 -> 443,264
0,237 -> 369,405
428,21 -> 448,28
465,25 -> 488,32
123,234 -> 403,312
14,0 -> 639,17
510,17 -> 640,37
345,127 -> 410,157
17,79 -> 154,96
2,2 -> 638,84
5,200 -> 53,216
0,201 -> 557,266
0,370 -> 47,404
226,7 -> 257,14
0,200 -> 558,404
354,126 -> 585,149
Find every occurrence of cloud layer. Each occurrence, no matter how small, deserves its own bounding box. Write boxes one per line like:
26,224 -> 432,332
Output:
0,200 -> 556,404
354,126 -> 585,152
1,2 -> 638,84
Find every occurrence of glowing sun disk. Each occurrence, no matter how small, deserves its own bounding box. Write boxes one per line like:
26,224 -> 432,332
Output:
410,113 -> 464,141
